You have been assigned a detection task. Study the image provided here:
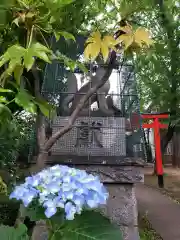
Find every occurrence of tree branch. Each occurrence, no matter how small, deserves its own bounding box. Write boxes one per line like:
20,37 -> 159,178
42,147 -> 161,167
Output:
32,66 -> 46,155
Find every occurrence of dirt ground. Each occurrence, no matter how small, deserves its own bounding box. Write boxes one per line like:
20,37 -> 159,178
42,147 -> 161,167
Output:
143,165 -> 180,203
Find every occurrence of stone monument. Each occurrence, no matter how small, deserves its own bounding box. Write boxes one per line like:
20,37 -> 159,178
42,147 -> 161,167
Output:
32,37 -> 144,240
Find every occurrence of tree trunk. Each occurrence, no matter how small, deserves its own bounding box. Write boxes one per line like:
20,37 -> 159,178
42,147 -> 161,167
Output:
172,132 -> 180,168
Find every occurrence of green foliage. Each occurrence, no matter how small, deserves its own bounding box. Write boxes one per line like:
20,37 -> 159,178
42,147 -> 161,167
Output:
0,223 -> 29,240
133,1 -> 180,114
0,176 -> 7,194
0,113 -> 34,185
25,201 -> 47,221
0,0 -> 94,116
0,0 -> 154,118
60,211 -> 122,240
0,43 -> 51,83
47,211 -> 123,240
0,196 -> 20,226
25,200 -> 123,239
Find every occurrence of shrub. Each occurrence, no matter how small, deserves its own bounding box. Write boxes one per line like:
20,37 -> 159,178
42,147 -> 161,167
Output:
0,195 -> 20,226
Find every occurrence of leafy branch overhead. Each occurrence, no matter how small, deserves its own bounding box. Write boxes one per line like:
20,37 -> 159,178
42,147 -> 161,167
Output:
84,24 -> 153,61
0,0 -> 153,118
0,43 -> 51,84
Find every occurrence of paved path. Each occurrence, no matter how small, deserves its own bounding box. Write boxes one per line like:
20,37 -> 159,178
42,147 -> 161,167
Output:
136,184 -> 180,240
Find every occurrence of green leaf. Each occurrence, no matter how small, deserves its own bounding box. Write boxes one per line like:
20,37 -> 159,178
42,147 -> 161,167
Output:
0,60 -> 21,82
0,45 -> 25,82
31,42 -> 51,53
0,88 -> 13,93
77,62 -> 88,73
24,51 -> 35,71
0,96 -> 7,103
7,45 -> 26,58
26,203 -> 47,221
54,31 -> 75,42
24,43 -> 51,70
35,98 -> 56,118
35,51 -> 51,63
55,51 -> 87,72
15,89 -> 36,113
54,31 -> 61,41
0,103 -> 12,118
0,9 -> 7,29
53,211 -> 123,240
12,17 -> 20,26
14,64 -> 24,85
0,224 -> 29,240
26,12 -> 35,18
0,53 -> 10,68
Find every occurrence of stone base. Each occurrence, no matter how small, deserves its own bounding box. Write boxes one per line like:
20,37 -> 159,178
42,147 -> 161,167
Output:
103,184 -> 139,240
31,165 -> 143,240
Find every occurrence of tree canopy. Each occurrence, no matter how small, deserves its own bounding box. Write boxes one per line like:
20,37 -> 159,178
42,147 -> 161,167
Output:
0,0 -> 153,116
0,0 -> 154,168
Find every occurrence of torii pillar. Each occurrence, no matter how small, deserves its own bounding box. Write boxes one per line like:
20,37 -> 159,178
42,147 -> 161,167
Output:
142,113 -> 169,188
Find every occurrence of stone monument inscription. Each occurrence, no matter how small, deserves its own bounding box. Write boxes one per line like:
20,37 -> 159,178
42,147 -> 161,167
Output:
51,117 -> 126,156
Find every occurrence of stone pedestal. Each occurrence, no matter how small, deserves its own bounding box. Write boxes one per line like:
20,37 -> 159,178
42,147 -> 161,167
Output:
31,165 -> 143,240
80,165 -> 143,240
32,115 -> 144,239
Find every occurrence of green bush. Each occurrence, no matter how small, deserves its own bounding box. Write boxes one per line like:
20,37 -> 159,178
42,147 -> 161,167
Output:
0,223 -> 29,240
0,114 -> 34,186
0,195 -> 20,226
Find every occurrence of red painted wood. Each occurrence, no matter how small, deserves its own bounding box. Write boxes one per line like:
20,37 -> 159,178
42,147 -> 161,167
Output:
141,113 -> 169,176
153,118 -> 163,175
142,123 -> 154,128
142,123 -> 168,129
141,114 -> 169,119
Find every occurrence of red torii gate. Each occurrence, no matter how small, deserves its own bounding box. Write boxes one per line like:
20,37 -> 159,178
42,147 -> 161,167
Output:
141,113 -> 169,188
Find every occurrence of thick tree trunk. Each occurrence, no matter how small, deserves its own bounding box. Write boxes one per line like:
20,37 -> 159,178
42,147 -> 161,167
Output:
172,132 -> 177,167
161,125 -> 175,154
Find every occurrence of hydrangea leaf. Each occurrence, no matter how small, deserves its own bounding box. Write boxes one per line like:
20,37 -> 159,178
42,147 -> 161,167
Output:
57,211 -> 123,240
26,204 -> 47,221
0,224 -> 29,240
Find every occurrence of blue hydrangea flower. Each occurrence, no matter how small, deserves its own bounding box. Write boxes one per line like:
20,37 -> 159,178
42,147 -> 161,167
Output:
9,165 -> 109,220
